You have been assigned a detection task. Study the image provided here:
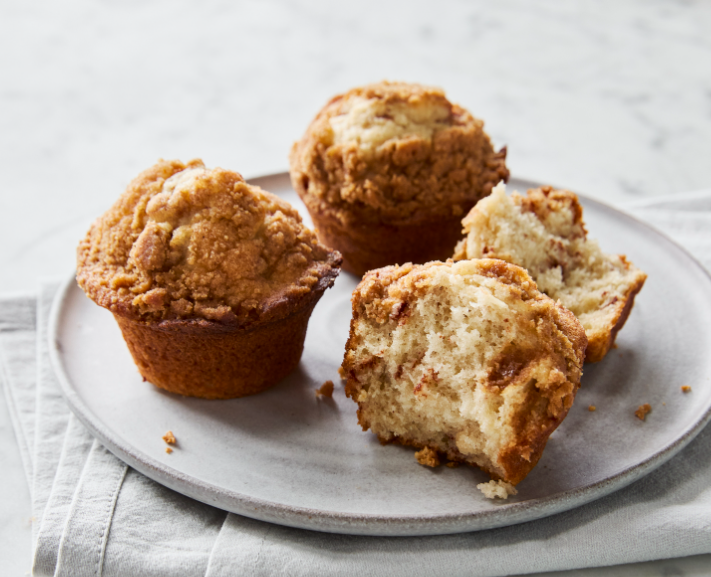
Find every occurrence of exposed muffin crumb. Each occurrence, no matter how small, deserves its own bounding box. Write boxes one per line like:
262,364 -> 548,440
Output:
415,447 -> 441,468
588,405 -> 597,412
477,479 -> 518,500
316,380 -> 334,398
342,259 -> 587,485
290,81 -> 508,227
77,159 -> 340,325
454,183 -> 647,362
635,404 -> 652,421
162,431 -> 176,445
681,386 -> 692,393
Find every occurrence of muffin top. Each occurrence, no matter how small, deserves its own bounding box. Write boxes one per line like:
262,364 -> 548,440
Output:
77,159 -> 341,325
289,81 -> 509,225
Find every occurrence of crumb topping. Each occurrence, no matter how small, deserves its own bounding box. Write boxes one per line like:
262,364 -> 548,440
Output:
77,160 -> 340,325
290,81 -> 509,225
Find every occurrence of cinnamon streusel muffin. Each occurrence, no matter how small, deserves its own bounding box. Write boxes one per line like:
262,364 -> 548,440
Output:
289,81 -> 509,275
77,159 -> 341,399
342,259 -> 587,485
453,183 -> 647,362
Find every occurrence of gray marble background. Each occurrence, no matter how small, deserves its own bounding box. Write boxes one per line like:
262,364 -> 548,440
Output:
1,0 -> 710,574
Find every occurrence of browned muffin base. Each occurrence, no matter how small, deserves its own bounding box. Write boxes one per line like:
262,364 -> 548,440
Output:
312,210 -> 466,276
115,300 -> 318,399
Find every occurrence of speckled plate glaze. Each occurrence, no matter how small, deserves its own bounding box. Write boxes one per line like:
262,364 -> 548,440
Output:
50,174 -> 711,536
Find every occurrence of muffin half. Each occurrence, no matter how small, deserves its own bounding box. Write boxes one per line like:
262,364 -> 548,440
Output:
453,183 -> 647,362
342,259 -> 587,485
77,159 -> 341,398
290,81 -> 509,275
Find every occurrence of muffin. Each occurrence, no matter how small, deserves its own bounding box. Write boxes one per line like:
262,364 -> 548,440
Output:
342,259 -> 587,485
77,159 -> 341,399
453,183 -> 647,362
289,81 -> 509,276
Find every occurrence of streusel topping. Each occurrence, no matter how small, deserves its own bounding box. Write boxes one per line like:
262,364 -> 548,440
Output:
77,159 -> 340,324
289,81 -> 509,225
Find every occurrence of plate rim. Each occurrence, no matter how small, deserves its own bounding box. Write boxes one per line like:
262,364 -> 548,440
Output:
49,174 -> 711,536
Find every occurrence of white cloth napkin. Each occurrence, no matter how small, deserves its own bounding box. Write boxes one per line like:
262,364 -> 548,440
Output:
2,192 -> 711,577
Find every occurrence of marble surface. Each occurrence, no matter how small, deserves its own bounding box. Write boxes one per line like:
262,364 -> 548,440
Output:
1,0 -> 711,574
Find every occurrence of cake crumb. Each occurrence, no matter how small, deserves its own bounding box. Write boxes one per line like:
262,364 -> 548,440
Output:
588,405 -> 596,412
162,431 -> 176,445
635,404 -> 652,421
478,480 -> 518,500
681,386 -> 692,393
316,380 -> 334,398
415,447 -> 440,468
165,447 -> 173,454
445,461 -> 461,468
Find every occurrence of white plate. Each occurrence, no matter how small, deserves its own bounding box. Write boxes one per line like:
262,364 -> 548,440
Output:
50,174 -> 711,536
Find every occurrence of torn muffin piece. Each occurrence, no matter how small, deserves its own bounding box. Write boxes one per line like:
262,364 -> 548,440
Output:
454,183 -> 647,362
342,259 -> 586,485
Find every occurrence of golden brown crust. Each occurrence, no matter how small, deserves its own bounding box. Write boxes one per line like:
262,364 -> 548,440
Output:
342,259 -> 586,485
308,208 -> 466,276
584,269 -> 646,362
114,294 -> 321,399
77,159 -> 341,326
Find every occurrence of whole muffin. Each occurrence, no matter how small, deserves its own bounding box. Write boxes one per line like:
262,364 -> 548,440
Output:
342,259 -> 587,485
77,159 -> 341,399
289,81 -> 509,276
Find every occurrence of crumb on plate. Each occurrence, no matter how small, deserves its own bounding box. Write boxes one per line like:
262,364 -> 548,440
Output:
162,430 -> 176,445
635,404 -> 652,421
165,447 -> 173,454
588,405 -> 596,412
415,447 -> 440,468
316,380 -> 334,398
681,386 -> 692,393
477,479 -> 518,500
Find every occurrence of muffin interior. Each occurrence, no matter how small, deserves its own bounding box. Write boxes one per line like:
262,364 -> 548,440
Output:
343,260 -> 586,483
454,183 -> 647,360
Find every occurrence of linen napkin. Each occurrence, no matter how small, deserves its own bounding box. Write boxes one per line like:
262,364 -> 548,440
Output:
2,191 -> 711,577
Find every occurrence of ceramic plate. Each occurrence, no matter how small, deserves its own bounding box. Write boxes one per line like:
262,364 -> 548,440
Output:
49,174 -> 711,536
